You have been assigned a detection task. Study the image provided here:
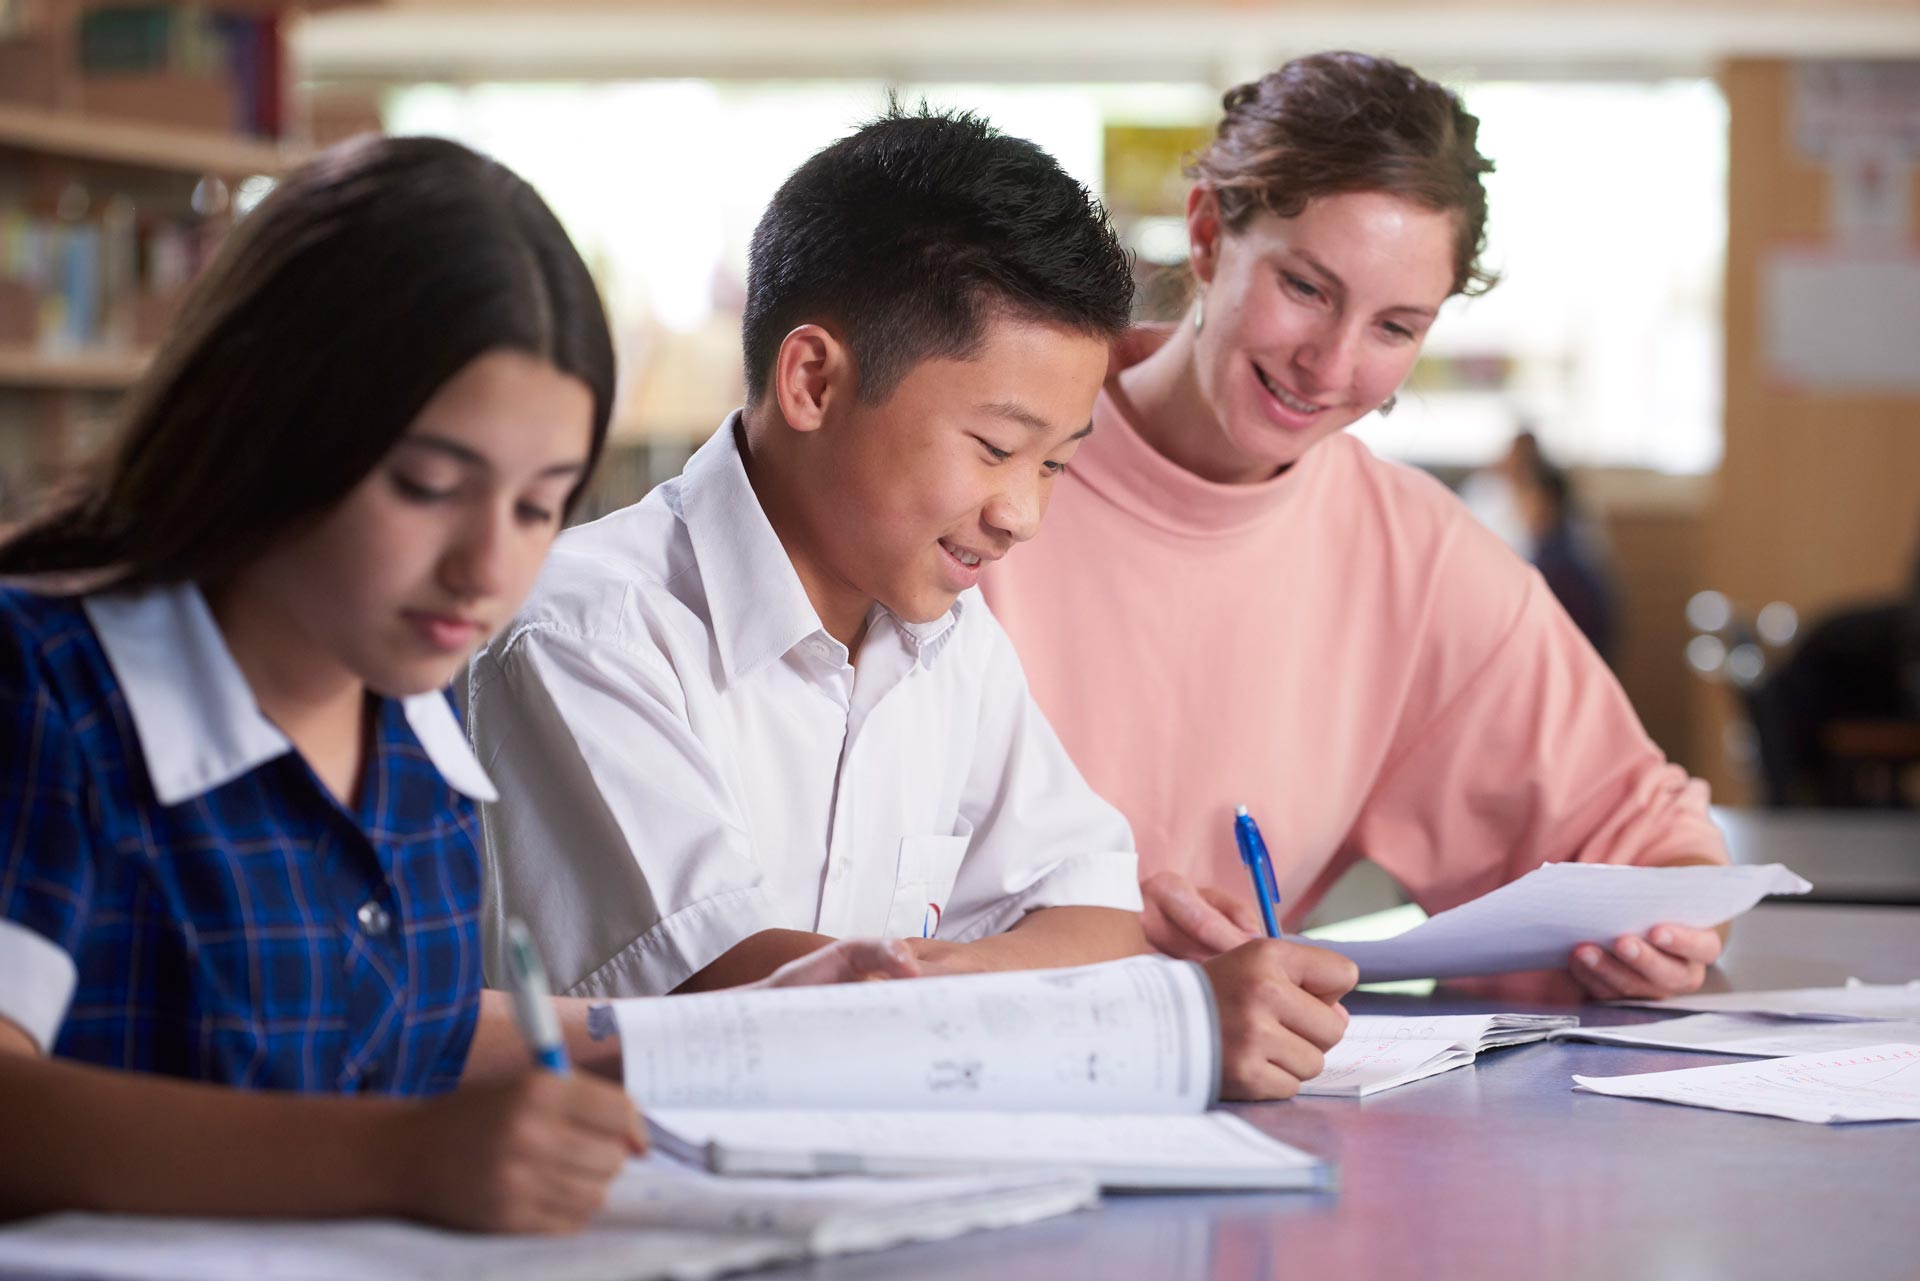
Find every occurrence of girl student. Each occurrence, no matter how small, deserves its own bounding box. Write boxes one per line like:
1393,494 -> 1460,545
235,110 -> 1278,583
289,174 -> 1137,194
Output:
981,52 -> 1730,1001
0,135 -> 912,1233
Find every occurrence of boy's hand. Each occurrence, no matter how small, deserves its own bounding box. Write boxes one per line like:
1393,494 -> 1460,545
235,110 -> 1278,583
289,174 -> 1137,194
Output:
1567,923 -> 1723,1000
901,938 -> 993,978
1204,940 -> 1357,1101
396,1071 -> 644,1234
1143,871 -> 1265,960
754,939 -> 922,987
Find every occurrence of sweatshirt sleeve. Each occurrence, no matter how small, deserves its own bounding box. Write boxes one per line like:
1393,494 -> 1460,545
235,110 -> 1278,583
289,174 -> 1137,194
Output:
1350,522 -> 1727,918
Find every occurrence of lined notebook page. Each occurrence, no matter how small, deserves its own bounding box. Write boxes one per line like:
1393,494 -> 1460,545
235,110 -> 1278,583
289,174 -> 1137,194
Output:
1301,1013 -> 1575,1097
614,956 -> 1216,1113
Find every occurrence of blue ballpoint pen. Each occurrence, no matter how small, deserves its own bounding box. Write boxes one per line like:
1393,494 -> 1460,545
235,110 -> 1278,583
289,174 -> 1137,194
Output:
505,918 -> 570,1074
1233,804 -> 1284,940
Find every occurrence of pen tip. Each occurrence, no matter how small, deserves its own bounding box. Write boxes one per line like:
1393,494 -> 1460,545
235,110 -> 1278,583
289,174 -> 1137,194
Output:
1235,804 -> 1249,818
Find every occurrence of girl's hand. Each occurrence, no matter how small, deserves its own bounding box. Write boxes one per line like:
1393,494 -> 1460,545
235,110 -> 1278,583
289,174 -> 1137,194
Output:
396,1071 -> 644,1234
1567,923 -> 1724,1000
1142,871 -> 1265,961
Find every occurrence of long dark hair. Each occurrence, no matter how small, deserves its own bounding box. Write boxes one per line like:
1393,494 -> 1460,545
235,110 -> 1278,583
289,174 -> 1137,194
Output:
0,134 -> 615,591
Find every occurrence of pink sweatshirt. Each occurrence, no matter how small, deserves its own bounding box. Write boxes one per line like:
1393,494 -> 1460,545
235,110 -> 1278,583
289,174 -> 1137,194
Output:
981,351 -> 1726,929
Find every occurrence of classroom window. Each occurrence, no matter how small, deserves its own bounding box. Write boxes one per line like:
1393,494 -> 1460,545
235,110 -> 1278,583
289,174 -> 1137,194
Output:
383,74 -> 1727,504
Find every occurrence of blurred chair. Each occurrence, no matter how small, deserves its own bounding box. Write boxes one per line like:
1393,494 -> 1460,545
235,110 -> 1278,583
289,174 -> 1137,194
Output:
1693,522 -> 1920,808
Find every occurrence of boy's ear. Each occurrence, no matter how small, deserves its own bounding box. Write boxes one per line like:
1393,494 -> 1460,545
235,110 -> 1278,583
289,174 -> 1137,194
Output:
770,323 -> 853,434
1186,184 -> 1224,287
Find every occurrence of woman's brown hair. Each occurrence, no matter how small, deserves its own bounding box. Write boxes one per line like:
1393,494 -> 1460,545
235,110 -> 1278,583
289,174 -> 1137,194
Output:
0,135 -> 616,592
1188,51 -> 1498,298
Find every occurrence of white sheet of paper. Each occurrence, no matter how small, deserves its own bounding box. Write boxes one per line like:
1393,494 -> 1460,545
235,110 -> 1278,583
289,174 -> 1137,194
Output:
1563,1013 -> 1920,1057
1609,979 -> 1920,1022
1317,862 -> 1811,981
1764,250 -> 1920,393
614,955 -> 1216,1114
1302,1013 -> 1578,1097
1572,1043 -> 1920,1123
0,1158 -> 1098,1281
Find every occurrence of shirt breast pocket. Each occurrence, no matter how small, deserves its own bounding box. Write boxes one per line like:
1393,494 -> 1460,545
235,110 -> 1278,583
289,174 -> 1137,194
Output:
884,821 -> 973,939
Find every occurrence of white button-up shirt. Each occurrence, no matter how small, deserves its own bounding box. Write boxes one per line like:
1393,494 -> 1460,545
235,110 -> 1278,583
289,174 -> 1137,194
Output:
468,413 -> 1141,997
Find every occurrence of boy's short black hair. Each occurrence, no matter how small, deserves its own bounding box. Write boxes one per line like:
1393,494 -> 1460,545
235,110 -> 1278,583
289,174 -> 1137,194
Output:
743,104 -> 1134,405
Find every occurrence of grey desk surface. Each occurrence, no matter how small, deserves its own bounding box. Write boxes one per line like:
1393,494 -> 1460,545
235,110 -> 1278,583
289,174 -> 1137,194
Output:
771,901 -> 1920,1281
1714,806 -> 1920,905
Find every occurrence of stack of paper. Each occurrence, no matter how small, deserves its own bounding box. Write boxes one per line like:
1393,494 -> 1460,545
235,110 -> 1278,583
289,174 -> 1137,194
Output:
0,1156 -> 1100,1281
1563,1013 -> 1920,1058
1562,978 -> 1920,1059
1301,1013 -> 1578,1097
1572,1043 -> 1920,1123
1609,978 -> 1920,1022
1316,862 -> 1810,981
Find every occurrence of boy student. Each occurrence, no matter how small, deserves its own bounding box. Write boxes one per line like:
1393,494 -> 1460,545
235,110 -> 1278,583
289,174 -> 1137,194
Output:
470,107 -> 1358,1100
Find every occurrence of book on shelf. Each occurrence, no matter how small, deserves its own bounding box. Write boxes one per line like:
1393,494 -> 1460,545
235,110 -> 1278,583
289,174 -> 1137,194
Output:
2,2 -> 290,138
0,204 -> 203,356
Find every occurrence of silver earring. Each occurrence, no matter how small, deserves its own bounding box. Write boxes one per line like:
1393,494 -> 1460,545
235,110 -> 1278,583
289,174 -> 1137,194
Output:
1379,394 -> 1398,416
1192,295 -> 1204,334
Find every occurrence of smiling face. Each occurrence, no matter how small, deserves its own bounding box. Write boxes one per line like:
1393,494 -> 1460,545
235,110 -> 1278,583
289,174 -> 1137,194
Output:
763,311 -> 1110,640
223,348 -> 595,699
1188,187 -> 1458,480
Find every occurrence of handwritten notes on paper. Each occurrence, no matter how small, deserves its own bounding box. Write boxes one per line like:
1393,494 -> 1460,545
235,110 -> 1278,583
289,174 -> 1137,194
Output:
1573,1044 -> 1920,1123
1303,1013 -> 1577,1097
1317,862 -> 1811,981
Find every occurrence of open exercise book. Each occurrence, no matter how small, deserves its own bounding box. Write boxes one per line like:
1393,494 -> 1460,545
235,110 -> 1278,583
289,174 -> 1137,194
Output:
0,1158 -> 1099,1281
610,956 -> 1332,1192
1303,1013 -> 1578,1097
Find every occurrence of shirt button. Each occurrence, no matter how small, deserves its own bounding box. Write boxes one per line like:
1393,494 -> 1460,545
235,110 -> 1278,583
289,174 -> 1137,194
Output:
356,900 -> 392,937
830,862 -> 848,881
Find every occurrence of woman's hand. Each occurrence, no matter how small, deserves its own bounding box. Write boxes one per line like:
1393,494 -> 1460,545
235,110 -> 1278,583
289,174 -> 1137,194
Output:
1142,871 -> 1266,961
1567,923 -> 1723,1000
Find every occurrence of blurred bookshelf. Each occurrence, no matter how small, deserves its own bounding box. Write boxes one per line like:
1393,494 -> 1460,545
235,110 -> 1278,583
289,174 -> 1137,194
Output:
0,102 -> 306,175
0,0 -> 342,516
0,342 -> 149,388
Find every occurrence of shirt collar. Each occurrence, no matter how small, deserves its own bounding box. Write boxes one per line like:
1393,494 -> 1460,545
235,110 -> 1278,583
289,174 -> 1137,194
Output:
679,412 -> 969,682
892,594 -> 966,668
678,411 -> 843,683
84,583 -> 498,806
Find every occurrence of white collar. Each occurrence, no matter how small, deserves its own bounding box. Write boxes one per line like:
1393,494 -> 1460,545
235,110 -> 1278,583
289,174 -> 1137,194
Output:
84,584 -> 498,806
677,411 -> 964,683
